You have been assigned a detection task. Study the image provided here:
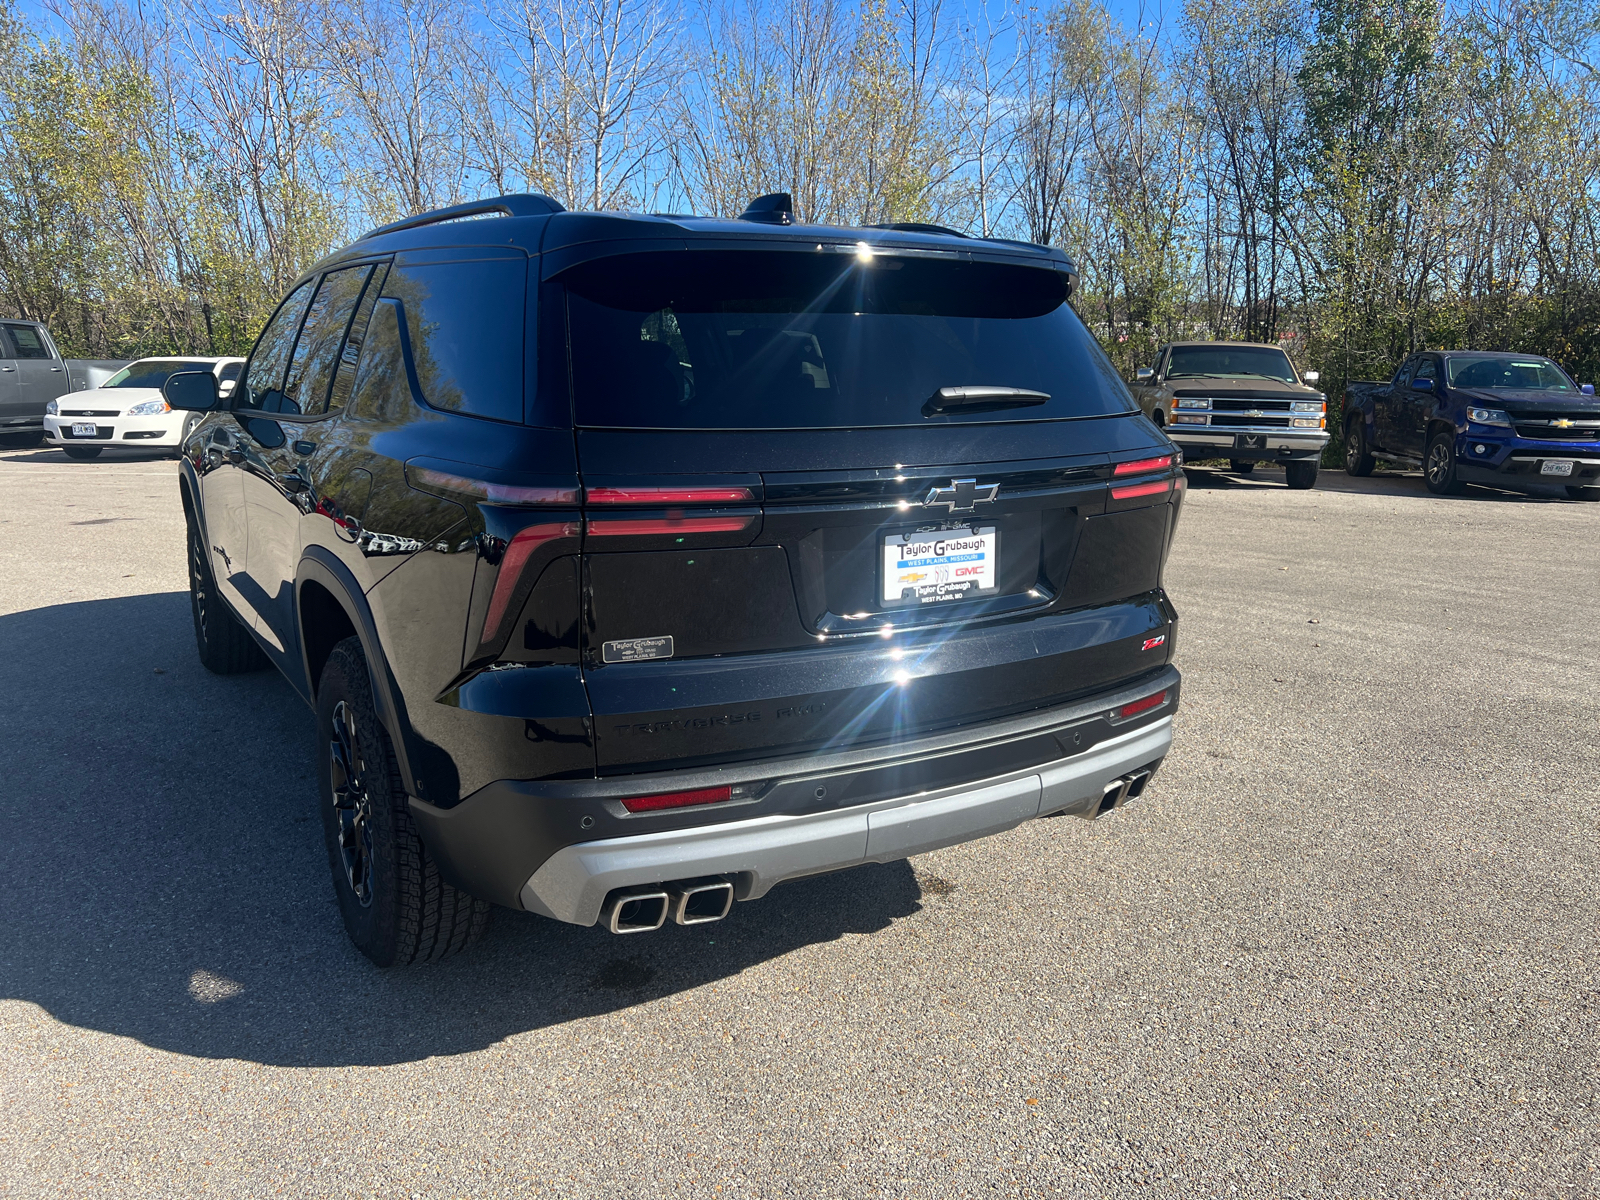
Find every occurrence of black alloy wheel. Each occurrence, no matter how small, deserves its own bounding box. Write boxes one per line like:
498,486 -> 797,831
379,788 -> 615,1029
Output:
186,519 -> 265,673
316,636 -> 490,966
329,700 -> 375,907
1345,419 -> 1375,476
1424,430 -> 1461,495
1229,460 -> 1256,475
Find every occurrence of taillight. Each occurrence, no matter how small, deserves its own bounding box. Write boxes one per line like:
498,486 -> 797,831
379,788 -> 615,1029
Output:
587,486 -> 754,504
587,516 -> 755,536
620,785 -> 732,813
1113,454 -> 1173,476
1114,689 -> 1168,721
482,521 -> 579,637
1111,479 -> 1171,501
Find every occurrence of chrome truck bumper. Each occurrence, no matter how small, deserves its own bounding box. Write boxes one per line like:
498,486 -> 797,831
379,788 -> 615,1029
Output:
1167,427 -> 1329,457
519,716 -> 1173,926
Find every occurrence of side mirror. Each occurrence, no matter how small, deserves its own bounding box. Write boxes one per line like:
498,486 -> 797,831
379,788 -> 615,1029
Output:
1411,377 -> 1434,392
1583,384 -> 1595,396
163,370 -> 220,411
1303,370 -> 1320,384
1135,366 -> 1154,382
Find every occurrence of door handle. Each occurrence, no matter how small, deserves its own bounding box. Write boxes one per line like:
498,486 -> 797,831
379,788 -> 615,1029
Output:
225,446 -> 246,464
49,366 -> 62,372
0,366 -> 14,372
293,440 -> 316,456
280,473 -> 310,494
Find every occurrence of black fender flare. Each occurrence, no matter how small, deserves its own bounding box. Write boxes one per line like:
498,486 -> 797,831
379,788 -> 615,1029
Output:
296,546 -> 420,797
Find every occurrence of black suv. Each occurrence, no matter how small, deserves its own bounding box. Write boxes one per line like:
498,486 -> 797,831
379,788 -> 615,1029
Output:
164,193 -> 1185,966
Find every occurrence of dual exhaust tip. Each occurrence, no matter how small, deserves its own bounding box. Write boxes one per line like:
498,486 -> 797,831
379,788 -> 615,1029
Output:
599,876 -> 735,934
1097,768 -> 1152,817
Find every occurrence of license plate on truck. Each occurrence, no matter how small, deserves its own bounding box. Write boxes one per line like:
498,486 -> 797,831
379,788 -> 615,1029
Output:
71,423 -> 96,437
882,526 -> 998,606
1541,460 -> 1574,476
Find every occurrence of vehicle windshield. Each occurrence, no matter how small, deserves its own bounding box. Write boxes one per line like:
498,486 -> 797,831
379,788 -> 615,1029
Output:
103,360 -> 208,389
1165,345 -> 1298,383
1445,355 -> 1573,391
564,249 -> 1132,429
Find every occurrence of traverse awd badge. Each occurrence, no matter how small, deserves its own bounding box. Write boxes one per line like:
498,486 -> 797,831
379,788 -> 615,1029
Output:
602,636 -> 674,663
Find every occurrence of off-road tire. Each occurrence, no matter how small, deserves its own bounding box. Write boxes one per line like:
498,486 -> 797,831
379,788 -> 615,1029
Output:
1565,485 -> 1600,501
1229,460 -> 1255,475
1345,418 -> 1375,476
1285,460 -> 1319,490
316,636 -> 490,967
63,445 -> 102,460
187,519 -> 266,674
1424,429 -> 1461,495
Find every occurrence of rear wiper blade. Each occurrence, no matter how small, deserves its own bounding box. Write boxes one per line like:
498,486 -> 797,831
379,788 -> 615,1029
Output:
923,386 -> 1050,417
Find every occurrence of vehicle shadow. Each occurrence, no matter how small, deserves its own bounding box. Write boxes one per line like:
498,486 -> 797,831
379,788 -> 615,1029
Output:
0,593 -> 925,1068
0,445 -> 177,465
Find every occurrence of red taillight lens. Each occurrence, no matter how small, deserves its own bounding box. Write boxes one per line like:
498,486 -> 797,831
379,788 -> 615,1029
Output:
1116,690 -> 1168,720
587,516 -> 754,536
1113,455 -> 1173,476
1111,479 -> 1172,500
482,521 -> 579,636
587,486 -> 754,504
411,466 -> 578,506
620,785 -> 732,813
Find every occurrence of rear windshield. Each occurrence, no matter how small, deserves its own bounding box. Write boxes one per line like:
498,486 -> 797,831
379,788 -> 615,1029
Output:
1446,355 -> 1572,391
103,360 -> 206,389
564,250 -> 1131,429
1165,345 -> 1297,383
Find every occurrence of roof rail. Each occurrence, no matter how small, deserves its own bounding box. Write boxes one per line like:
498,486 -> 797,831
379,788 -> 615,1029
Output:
867,222 -> 968,238
360,193 -> 565,241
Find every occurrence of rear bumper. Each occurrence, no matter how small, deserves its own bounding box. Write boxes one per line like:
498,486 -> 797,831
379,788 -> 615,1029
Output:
1167,427 -> 1328,461
519,715 -> 1172,926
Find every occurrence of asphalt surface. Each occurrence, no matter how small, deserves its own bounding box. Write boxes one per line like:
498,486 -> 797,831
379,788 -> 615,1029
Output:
1,445 -> 1596,1198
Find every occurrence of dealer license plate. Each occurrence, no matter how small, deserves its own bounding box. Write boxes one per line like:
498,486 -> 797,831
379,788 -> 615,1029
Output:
71,422 -> 97,437
882,526 -> 999,606
1541,459 -> 1574,476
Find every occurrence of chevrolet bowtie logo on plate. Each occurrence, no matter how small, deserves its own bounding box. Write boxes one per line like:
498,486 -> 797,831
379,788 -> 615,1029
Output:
923,478 -> 999,512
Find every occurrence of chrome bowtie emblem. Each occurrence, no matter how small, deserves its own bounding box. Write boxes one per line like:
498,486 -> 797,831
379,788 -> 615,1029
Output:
922,478 -> 999,512
1243,408 -> 1266,418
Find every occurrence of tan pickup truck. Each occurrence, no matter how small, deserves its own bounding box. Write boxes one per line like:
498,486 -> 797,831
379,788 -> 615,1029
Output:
1130,341 -> 1329,489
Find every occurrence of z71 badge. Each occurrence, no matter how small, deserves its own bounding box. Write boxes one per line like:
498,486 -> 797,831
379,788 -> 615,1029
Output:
602,635 -> 674,663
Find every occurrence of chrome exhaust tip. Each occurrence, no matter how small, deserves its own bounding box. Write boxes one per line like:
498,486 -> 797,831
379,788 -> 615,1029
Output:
1096,768 -> 1152,817
667,877 -> 735,925
599,887 -> 670,934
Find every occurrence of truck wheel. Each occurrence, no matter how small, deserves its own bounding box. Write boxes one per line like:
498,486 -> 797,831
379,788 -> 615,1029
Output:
63,446 -> 102,460
1228,460 -> 1255,475
1285,461 -> 1319,489
1424,430 -> 1461,495
1566,486 -> 1600,501
187,520 -> 267,674
317,636 -> 490,967
1344,419 -> 1375,476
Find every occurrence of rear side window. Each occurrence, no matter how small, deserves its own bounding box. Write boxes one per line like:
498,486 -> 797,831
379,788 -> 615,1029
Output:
382,252 -> 527,423
283,263 -> 378,414
241,280 -> 316,410
327,263 -> 389,412
5,324 -> 52,358
564,250 -> 1130,429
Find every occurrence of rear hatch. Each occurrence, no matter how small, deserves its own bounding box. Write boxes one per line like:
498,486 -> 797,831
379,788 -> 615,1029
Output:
557,239 -> 1181,774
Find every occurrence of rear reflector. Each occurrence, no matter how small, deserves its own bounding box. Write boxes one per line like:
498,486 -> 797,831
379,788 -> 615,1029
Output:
1111,479 -> 1172,500
1116,690 -> 1168,720
588,516 -> 754,536
1113,455 -> 1173,476
587,486 -> 754,504
620,785 -> 733,813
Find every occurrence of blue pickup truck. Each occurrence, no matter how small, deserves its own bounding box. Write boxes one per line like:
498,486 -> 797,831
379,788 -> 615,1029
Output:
1343,350 -> 1599,498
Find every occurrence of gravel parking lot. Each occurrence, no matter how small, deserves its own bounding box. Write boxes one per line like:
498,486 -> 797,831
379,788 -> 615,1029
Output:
1,446 -> 1596,1198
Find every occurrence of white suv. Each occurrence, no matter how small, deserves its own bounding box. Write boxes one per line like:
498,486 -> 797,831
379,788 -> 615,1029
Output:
45,357 -> 244,459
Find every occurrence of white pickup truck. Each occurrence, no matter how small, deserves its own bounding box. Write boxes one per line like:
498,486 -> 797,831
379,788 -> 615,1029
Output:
0,319 -> 127,447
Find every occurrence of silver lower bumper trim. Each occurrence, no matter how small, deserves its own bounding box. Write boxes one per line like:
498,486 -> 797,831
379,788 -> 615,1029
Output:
520,716 -> 1174,925
1168,431 -> 1329,450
